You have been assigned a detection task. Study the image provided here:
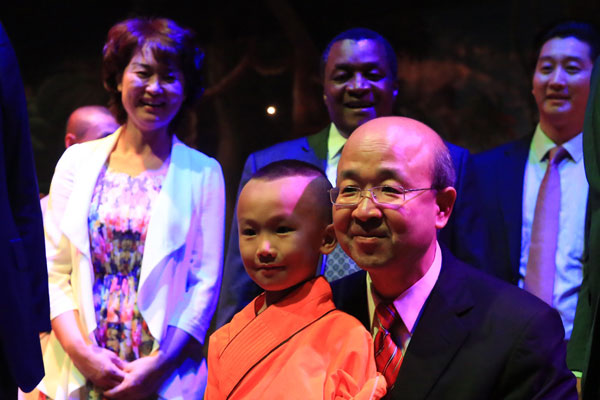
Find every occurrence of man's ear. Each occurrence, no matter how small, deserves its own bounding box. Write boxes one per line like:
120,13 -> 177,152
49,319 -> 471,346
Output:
64,132 -> 77,148
320,224 -> 337,255
434,187 -> 456,230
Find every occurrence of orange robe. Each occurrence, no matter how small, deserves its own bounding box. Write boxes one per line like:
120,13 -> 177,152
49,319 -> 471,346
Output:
205,277 -> 386,399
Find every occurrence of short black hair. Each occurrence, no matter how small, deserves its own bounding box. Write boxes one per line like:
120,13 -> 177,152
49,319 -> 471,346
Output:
320,27 -> 397,80
431,141 -> 456,191
250,160 -> 332,223
252,159 -> 326,180
535,20 -> 600,62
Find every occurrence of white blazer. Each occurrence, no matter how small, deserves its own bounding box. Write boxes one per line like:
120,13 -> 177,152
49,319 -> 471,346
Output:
39,129 -> 225,399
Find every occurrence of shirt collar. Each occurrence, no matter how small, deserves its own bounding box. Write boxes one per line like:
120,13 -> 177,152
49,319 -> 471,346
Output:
531,123 -> 583,163
327,123 -> 347,161
366,241 -> 443,334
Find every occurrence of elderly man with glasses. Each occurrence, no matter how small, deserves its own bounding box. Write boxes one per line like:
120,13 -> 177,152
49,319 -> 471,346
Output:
331,116 -> 577,399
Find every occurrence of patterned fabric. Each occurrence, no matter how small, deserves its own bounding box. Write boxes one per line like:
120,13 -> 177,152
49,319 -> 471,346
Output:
86,163 -> 166,399
373,302 -> 403,388
324,244 -> 361,281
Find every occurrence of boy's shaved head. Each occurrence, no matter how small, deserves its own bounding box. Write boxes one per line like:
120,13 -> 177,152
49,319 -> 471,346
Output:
250,160 -> 333,224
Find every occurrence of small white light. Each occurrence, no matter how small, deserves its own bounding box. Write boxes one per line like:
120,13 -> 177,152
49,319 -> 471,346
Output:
266,106 -> 276,115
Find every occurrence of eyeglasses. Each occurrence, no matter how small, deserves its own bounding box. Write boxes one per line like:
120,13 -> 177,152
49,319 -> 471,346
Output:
329,185 -> 433,207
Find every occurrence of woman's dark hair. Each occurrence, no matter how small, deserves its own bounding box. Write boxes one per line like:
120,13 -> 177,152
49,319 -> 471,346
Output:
102,17 -> 204,129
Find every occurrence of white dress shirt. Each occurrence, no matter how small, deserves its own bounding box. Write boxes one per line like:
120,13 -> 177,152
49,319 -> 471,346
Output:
366,241 -> 443,353
325,123 -> 347,186
519,124 -> 588,339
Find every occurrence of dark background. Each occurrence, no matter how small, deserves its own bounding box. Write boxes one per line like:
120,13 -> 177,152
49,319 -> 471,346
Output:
2,0 -> 599,229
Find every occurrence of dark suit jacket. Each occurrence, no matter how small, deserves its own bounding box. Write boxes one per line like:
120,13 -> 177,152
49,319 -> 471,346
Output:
331,246 -> 577,400
568,55 -> 600,399
471,137 -> 531,284
215,125 -> 483,328
0,22 -> 50,392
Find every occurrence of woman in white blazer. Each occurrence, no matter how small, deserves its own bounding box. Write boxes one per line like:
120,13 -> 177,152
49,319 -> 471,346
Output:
38,18 -> 224,399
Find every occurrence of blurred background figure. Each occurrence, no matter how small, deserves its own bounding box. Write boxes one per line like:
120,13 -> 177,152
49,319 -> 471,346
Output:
64,105 -> 118,148
473,21 -> 599,348
0,20 -> 49,399
40,105 -> 119,214
568,54 -> 600,399
37,17 -> 224,399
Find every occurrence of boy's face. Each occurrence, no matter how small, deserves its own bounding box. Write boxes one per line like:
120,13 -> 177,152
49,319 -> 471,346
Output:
237,175 -> 332,292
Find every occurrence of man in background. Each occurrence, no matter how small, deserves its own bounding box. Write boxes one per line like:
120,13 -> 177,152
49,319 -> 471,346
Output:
64,105 -> 118,148
473,21 -> 599,346
40,105 -> 118,214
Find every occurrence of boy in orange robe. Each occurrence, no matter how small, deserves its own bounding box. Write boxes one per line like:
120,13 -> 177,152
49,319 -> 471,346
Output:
205,160 -> 386,399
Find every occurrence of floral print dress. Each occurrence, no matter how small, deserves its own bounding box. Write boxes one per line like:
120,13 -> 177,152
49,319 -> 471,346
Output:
85,162 -> 167,398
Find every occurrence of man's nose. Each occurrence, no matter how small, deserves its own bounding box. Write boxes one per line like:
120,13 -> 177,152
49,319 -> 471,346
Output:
549,67 -> 566,87
351,194 -> 382,221
348,73 -> 368,91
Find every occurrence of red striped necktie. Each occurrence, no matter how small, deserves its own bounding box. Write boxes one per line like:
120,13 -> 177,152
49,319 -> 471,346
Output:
374,302 -> 404,388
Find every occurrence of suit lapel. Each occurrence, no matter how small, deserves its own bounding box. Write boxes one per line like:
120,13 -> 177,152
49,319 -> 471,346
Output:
61,130 -> 121,260
497,138 -> 529,277
389,249 -> 473,399
58,132 -> 120,334
305,125 -> 329,171
139,137 -> 192,290
331,270 -> 370,329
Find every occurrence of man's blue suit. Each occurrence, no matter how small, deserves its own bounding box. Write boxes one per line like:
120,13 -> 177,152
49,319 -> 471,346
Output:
0,22 -> 50,394
472,135 -> 589,287
471,136 -> 531,284
215,126 -> 483,328
331,246 -> 577,400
